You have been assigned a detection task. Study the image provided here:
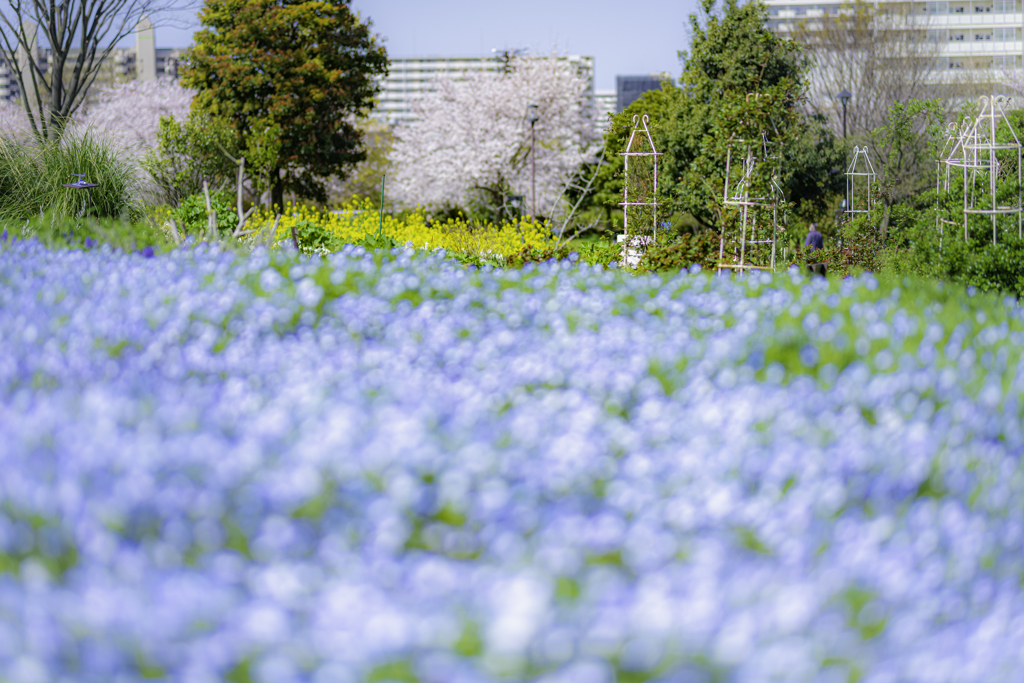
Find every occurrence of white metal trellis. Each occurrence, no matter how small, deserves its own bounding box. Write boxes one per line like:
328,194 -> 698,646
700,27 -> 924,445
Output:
940,95 -> 1023,246
935,121 -> 965,248
846,146 -> 876,220
720,131 -> 787,273
617,114 -> 661,268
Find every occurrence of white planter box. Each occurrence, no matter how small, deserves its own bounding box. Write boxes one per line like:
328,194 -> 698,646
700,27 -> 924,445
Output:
616,233 -> 654,269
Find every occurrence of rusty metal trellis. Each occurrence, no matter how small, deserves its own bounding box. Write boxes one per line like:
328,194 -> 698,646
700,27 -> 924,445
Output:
940,95 -> 1023,246
846,146 -> 876,220
617,114 -> 661,268
720,131 -> 787,273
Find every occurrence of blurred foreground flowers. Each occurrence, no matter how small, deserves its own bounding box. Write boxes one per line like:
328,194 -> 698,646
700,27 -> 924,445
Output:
1,240 -> 1024,682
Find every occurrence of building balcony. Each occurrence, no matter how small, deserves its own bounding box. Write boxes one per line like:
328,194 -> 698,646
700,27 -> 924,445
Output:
918,11 -> 1022,24
938,39 -> 1022,52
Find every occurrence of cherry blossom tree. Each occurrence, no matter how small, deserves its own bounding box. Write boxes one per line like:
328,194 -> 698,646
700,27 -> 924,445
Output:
0,99 -> 31,139
1,78 -> 192,154
1003,70 -> 1024,100
77,79 -> 194,155
390,54 -> 599,220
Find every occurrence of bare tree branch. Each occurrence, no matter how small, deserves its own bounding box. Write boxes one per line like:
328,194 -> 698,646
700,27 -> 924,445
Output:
0,0 -> 197,140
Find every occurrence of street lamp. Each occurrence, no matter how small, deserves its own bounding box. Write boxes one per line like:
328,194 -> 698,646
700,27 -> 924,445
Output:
526,103 -> 539,216
837,89 -> 852,139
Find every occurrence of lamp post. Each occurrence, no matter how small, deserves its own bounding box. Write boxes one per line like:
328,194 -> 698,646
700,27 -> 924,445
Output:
837,89 -> 852,139
526,103 -> 539,216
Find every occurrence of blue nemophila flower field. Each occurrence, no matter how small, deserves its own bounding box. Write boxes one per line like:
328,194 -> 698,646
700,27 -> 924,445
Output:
1,240 -> 1023,683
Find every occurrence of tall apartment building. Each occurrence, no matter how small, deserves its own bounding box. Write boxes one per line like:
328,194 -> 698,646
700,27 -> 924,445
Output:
0,19 -> 184,104
594,89 -> 616,131
372,54 -> 597,129
766,0 -> 1023,80
616,75 -> 665,112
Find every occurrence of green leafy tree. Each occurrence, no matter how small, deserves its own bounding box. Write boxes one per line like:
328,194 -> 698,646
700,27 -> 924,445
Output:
664,0 -> 843,232
870,99 -> 944,237
181,0 -> 388,207
581,0 -> 842,243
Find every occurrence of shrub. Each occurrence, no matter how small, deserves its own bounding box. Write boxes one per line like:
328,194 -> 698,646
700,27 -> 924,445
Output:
172,191 -> 239,238
638,231 -> 719,273
787,219 -> 885,278
143,112 -> 237,207
961,236 -> 1024,297
574,239 -> 622,267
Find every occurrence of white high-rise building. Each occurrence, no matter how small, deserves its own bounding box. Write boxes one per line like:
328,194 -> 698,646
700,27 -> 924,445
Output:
765,0 -> 1023,81
372,54 -> 596,128
594,89 -> 616,132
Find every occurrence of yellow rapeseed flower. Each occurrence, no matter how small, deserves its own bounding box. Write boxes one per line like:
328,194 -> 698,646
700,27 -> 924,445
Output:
248,198 -> 556,257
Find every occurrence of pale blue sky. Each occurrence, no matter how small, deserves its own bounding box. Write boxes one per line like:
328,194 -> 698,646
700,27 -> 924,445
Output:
153,0 -> 700,91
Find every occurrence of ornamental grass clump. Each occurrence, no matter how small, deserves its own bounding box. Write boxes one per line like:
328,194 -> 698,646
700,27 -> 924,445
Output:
0,129 -> 145,222
2,241 -> 1024,682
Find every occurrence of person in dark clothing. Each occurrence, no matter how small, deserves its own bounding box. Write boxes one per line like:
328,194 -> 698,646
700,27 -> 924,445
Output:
804,223 -> 827,276
805,223 -> 824,251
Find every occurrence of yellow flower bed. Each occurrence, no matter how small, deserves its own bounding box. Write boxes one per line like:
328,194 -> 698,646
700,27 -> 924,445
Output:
250,199 -> 556,257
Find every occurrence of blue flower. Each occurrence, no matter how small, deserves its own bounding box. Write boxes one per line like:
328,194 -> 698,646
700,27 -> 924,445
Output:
0,245 -> 1020,681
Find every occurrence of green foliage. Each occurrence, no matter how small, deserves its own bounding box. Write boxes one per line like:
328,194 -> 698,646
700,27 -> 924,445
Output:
366,661 -> 418,683
143,112 -> 237,207
357,231 -> 400,252
283,218 -> 401,256
499,239 -> 623,269
291,219 -> 338,254
0,130 -> 144,222
791,217 -> 885,277
841,100 -> 1024,296
181,0 -> 389,205
445,237 -> 623,269
574,239 -> 623,267
637,231 -> 720,273
171,191 -> 239,238
798,185 -> 1024,298
1,212 -> 170,252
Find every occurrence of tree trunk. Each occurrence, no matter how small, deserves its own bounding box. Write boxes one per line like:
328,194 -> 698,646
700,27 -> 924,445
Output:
879,201 -> 892,245
48,55 -> 64,141
271,169 -> 284,210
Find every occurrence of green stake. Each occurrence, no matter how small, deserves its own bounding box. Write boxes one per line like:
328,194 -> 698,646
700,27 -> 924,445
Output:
377,173 -> 386,239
